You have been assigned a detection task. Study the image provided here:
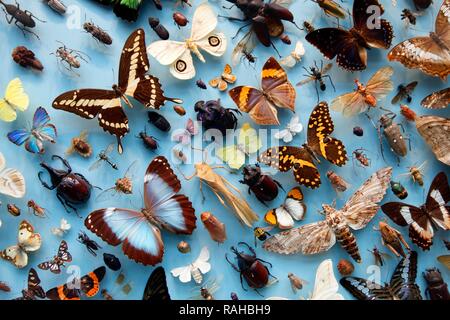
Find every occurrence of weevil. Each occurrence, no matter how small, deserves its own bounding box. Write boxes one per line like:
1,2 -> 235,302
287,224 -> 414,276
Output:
0,0 -> 45,39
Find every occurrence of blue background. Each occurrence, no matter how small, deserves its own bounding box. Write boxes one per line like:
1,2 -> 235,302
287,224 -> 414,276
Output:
0,0 -> 449,300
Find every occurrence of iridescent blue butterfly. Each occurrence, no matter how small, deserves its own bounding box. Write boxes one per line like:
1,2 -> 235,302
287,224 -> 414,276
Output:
7,107 -> 57,154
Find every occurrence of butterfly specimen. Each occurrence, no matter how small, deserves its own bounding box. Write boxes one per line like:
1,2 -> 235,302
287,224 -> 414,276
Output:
172,118 -> 198,145
264,187 -> 306,229
1,220 -> 41,268
0,78 -> 29,122
38,240 -> 72,274
330,66 -> 394,117
306,0 -> 393,71
13,268 -> 46,300
209,64 -> 237,91
414,115 -> 450,166
388,0 -> 450,80
259,102 -> 347,189
171,246 -> 211,284
7,107 -> 57,154
143,267 -> 171,301
229,57 -> 296,125
147,3 -> 227,80
216,123 -> 261,170
85,156 -> 196,266
52,29 -> 181,154
391,81 -> 418,104
263,167 -> 392,262
274,115 -> 303,143
382,172 -> 450,250
280,41 -> 306,68
340,251 -> 422,300
46,266 -> 106,300
421,87 -> 450,109
0,151 -> 25,198
51,218 -> 71,237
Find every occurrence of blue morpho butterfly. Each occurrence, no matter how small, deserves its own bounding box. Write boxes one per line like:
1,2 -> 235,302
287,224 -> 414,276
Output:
7,107 -> 57,154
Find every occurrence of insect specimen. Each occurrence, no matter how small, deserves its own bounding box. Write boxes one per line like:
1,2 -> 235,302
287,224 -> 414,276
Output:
388,0 -> 449,80
83,20 -> 113,45
314,0 -> 346,19
171,246 -> 211,284
302,20 -> 315,33
12,46 -> 43,71
194,100 -> 240,135
44,0 -> 66,15
0,282 -> 10,292
377,220 -> 411,258
199,281 -> 219,300
0,78 -> 29,122
38,240 -> 72,274
400,162 -> 426,186
209,64 -> 236,91
382,172 -> 450,250
421,87 -> 449,109
352,148 -> 370,167
331,67 -> 394,117
259,102 -> 348,189
288,273 -> 306,293
263,167 -> 392,263
177,241 -> 191,253
230,28 -> 258,67
279,41 -> 305,68
173,105 -> 186,116
306,0 -> 393,71
392,81 -> 418,104
89,143 -> 118,171
368,246 -> 388,266
78,231 -> 102,256
0,0 -> 44,39
296,62 -> 334,102
148,3 -> 227,80
27,200 -> 46,218
229,57 -> 295,125
7,203 -> 21,216
85,156 -> 196,265
437,255 -> 450,270
280,34 -> 291,44
414,115 -> 450,166
196,79 -> 207,89
253,227 -> 272,247
240,164 -> 282,204
173,118 -> 198,145
401,9 -> 418,25
0,151 -> 26,198
46,266 -> 106,300
226,242 -> 276,292
274,115 -> 303,143
52,42 -> 90,76
353,126 -> 364,137
413,0 -> 433,9
264,187 -> 306,229
142,267 -> 171,301
13,268 -> 45,300
399,104 -> 417,122
38,155 -> 92,215
92,0 -> 160,21
148,17 -> 169,40
423,268 -> 450,300
231,292 -> 239,300
101,289 -> 114,300
173,12 -> 188,27
103,253 -> 121,271
66,130 -> 92,158
148,111 -> 171,132
201,212 -> 227,244
1,220 -> 41,268
326,170 -> 349,193
96,160 -> 137,202
390,181 -> 408,199
53,29 -> 181,154
173,148 -> 187,163
51,218 -> 71,237
337,259 -> 354,276
215,122 -> 261,170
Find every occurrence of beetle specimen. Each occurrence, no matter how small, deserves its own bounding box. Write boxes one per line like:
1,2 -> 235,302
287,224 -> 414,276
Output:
196,79 -> 207,90
103,253 -> 121,271
392,81 -> 418,104
287,272 -> 306,293
52,42 -> 89,76
38,155 -> 92,216
44,0 -> 66,15
137,128 -> 158,151
377,220 -> 410,258
352,148 -> 371,167
353,126 -> 364,137
254,227 -> 272,247
0,0 -> 45,39
400,162 -> 426,186
337,259 -> 354,276
148,17 -> 169,40
173,105 -> 186,116
66,130 -> 92,158
296,62 -> 334,102
173,12 -> 188,28
326,170 -> 349,193
89,143 -> 118,171
83,20 -> 113,45
148,111 -> 171,132
226,242 -> 276,293
96,161 -> 137,202
368,246 -> 389,266
78,231 -> 101,256
230,292 -> 239,300
201,212 -> 227,244
240,164 -> 282,205
177,241 -> 191,254
400,104 -> 417,122
12,46 -> 43,71
27,200 -> 46,218
194,100 -> 240,136
390,181 -> 408,199
313,0 -> 346,20
7,203 -> 20,216
423,268 -> 450,300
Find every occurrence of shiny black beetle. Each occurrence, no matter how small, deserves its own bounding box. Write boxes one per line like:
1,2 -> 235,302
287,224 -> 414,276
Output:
38,155 -> 92,216
194,100 -> 240,136
240,164 -> 282,205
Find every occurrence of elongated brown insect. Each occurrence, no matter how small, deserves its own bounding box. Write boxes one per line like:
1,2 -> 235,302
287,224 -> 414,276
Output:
201,211 -> 227,243
101,289 -> 114,300
352,148 -> 370,167
313,0 -> 346,19
7,204 -> 21,216
326,170 -> 349,193
27,200 -> 46,218
377,221 -> 410,257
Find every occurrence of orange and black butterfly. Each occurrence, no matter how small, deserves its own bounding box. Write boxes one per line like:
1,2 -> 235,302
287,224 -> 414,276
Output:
259,102 -> 347,189
52,29 -> 181,154
13,268 -> 46,300
209,64 -> 236,91
228,57 -> 296,125
46,266 -> 106,300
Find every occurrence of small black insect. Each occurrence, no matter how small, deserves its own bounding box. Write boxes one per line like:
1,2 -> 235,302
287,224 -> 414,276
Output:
401,9 -> 417,25
78,231 -> 102,256
137,128 -> 158,150
103,253 -> 121,271
242,50 -> 256,64
194,100 -> 240,136
296,61 -> 335,102
391,81 -> 418,104
148,17 -> 169,40
83,20 -> 113,45
0,0 -> 45,39
148,111 -> 171,132
196,79 -> 207,90
353,126 -> 364,137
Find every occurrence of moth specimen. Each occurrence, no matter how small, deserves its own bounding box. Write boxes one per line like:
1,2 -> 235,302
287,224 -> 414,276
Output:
38,240 -> 72,274
51,218 -> 71,237
421,87 -> 449,109
414,115 -> 450,166
0,151 -> 26,198
171,246 -> 211,284
263,167 -> 392,262
201,212 -> 227,244
279,41 -> 306,68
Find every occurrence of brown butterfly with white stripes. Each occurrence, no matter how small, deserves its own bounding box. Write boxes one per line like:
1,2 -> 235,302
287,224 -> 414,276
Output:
387,0 -> 450,80
382,172 -> 450,250
52,29 -> 181,154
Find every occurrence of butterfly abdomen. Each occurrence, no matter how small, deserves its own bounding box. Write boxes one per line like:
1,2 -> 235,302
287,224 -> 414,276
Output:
191,268 -> 203,284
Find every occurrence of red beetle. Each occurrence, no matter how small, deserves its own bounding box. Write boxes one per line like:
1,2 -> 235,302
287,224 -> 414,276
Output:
240,164 -> 282,205
173,12 -> 188,28
226,242 -> 276,293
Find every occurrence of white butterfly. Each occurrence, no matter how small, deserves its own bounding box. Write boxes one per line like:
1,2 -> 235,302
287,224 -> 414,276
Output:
171,246 -> 211,284
274,115 -> 303,143
280,41 -> 305,68
51,218 -> 71,237
0,151 -> 26,198
147,2 -> 227,80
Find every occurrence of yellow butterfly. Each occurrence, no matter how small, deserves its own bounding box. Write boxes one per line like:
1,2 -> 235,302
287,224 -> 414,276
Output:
216,123 -> 261,169
0,78 -> 29,122
209,64 -> 236,91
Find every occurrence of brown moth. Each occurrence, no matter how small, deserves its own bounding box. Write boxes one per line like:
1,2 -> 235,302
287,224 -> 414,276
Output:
263,167 -> 392,263
421,87 -> 450,109
414,115 -> 450,166
201,211 -> 227,243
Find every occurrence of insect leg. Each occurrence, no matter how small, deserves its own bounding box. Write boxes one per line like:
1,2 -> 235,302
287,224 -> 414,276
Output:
314,81 -> 320,103
38,171 -> 56,189
385,243 -> 400,257
2,8 -> 13,24
199,180 -> 206,203
24,10 -> 46,22
323,74 -> 336,91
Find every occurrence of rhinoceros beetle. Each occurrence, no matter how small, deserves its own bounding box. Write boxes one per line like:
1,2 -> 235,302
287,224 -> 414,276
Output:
226,242 -> 276,293
194,100 -> 240,136
240,164 -> 283,205
38,155 -> 92,216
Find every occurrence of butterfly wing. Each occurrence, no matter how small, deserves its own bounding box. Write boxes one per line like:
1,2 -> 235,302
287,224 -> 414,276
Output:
424,172 -> 450,230
18,220 -> 41,252
340,277 -> 392,300
310,259 -> 344,300
190,2 -> 219,41
0,78 -> 29,122
437,255 -> 450,270
192,246 -> 211,274
284,187 -> 307,220
0,153 -> 25,198
147,40 -> 188,65
143,267 -> 171,301
365,66 -> 394,100
171,265 -> 193,283
421,87 -> 450,109
274,129 -> 293,143
1,245 -> 28,268
264,207 -> 295,229
238,123 -> 261,155
330,91 -> 367,117
415,115 -> 450,166
216,145 -> 245,170
80,266 -> 106,297
170,49 -> 196,80
389,251 -> 422,300
46,284 -> 80,300
58,240 -> 72,263
7,128 -> 30,147
28,268 -> 45,299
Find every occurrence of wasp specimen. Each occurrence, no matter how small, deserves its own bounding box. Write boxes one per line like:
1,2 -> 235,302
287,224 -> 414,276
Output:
83,20 -> 113,45
96,161 -> 138,202
400,161 -> 426,186
0,0 -> 45,39
12,46 -> 43,71
296,61 -> 335,102
392,81 -> 418,104
52,42 -> 89,76
368,246 -> 389,266
27,200 -> 47,218
89,143 -> 118,171
78,231 -> 102,256
352,148 -> 371,167
66,130 -> 92,158
253,227 -> 272,247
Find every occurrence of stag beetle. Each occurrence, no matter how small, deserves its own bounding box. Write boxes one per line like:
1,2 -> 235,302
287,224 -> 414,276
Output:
38,155 -> 92,216
423,268 -> 450,300
226,242 -> 276,293
240,164 -> 282,205
0,0 -> 45,39
194,100 -> 240,136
